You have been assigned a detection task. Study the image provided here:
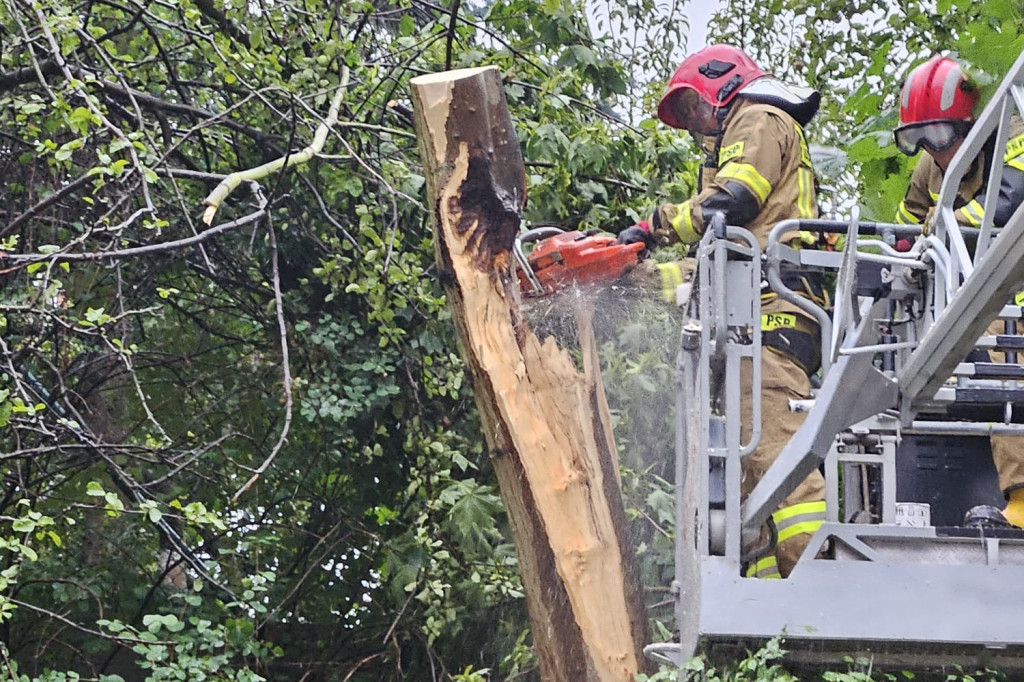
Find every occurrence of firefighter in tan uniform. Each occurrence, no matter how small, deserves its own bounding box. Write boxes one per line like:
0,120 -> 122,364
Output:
893,55 -> 1024,528
618,45 -> 827,578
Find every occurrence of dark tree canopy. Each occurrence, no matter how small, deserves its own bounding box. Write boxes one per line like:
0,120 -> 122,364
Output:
0,0 -> 683,679
1,0 -> 1021,679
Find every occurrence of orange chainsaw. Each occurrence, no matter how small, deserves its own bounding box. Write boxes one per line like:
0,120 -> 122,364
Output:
514,226 -> 645,297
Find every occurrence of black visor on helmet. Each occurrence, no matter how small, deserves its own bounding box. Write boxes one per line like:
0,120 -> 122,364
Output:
894,120 -> 972,156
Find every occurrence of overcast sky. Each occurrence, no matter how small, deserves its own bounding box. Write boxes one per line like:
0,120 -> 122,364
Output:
686,0 -> 722,50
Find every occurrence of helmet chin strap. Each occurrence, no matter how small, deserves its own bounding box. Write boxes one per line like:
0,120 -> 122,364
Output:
695,105 -> 729,193
713,104 -> 729,132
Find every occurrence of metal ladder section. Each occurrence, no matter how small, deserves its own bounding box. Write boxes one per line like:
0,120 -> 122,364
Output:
646,48 -> 1024,671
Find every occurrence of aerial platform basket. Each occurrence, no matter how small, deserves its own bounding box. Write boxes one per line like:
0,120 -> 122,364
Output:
648,44 -> 1024,669
648,209 -> 1024,672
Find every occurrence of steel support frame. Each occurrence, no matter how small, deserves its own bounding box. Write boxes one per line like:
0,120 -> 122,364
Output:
668,212 -> 1024,667
667,52 -> 1024,660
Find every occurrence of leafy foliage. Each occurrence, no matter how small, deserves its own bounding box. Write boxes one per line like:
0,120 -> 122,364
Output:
712,0 -> 1024,220
0,0 -> 689,679
3,0 -> 1022,679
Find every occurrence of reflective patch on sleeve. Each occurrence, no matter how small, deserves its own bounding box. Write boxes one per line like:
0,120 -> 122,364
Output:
669,200 -> 701,245
1005,134 -> 1024,169
718,141 -> 744,165
896,200 -> 922,225
717,161 -> 771,203
797,230 -> 818,247
960,199 -> 984,227
1014,290 -> 1024,306
928,190 -> 940,201
760,312 -> 797,331
797,126 -> 812,166
656,262 -> 685,303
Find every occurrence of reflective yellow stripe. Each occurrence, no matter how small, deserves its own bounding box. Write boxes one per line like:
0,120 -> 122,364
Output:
797,230 -> 818,247
772,500 -> 826,544
719,141 -> 744,165
745,555 -> 781,580
773,500 -> 826,521
1015,291 -> 1024,306
896,201 -> 921,225
669,200 -> 701,245
718,161 -> 771,203
797,126 -> 812,166
1007,131 -> 1024,170
797,167 -> 814,218
656,262 -> 685,303
761,313 -> 797,331
960,199 -> 983,227
928,190 -> 940,201
1004,133 -> 1024,163
776,520 -> 824,544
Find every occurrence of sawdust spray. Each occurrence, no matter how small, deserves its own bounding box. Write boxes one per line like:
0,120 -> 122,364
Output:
520,278 -> 683,603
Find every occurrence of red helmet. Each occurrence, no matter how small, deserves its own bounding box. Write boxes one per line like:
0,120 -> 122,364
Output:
657,45 -> 769,130
898,55 -> 978,127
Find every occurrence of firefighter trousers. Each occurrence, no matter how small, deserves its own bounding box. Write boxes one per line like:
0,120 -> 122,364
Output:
739,340 -> 826,578
985,318 -> 1024,497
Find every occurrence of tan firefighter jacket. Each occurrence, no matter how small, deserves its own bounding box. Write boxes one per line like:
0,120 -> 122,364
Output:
651,97 -> 818,251
896,116 -> 1024,228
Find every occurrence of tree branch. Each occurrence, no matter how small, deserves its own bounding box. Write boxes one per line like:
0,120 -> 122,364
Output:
94,74 -> 280,144
444,0 -> 462,71
231,215 -> 293,501
0,58 -> 61,91
1,174 -> 95,238
10,599 -> 174,646
201,68 -> 351,225
190,0 -> 251,48
4,183 -> 268,267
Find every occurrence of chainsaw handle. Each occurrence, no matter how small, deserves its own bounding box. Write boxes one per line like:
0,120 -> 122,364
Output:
518,226 -> 566,244
514,227 -> 566,295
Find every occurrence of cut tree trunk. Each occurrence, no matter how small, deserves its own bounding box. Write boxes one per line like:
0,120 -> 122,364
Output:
410,66 -> 651,682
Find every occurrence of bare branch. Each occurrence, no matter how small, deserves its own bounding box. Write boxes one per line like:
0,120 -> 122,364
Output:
10,599 -> 174,646
202,67 -> 351,225
30,2 -> 156,221
444,0 -> 462,71
1,174 -> 95,238
231,214 -> 293,501
190,0 -> 251,47
5,183 -> 268,266
93,76 -> 280,144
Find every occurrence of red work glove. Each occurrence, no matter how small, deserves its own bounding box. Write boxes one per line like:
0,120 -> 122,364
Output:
616,220 -> 655,250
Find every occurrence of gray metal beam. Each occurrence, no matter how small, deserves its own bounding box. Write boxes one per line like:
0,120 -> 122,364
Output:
741,297 -> 897,535
899,200 -> 1024,412
699,555 -> 1024,645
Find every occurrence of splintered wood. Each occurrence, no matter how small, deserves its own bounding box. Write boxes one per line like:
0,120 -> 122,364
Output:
411,66 -> 650,682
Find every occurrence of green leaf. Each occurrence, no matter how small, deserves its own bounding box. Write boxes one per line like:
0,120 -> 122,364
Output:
85,307 -> 107,322
11,517 -> 36,533
398,13 -> 416,36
